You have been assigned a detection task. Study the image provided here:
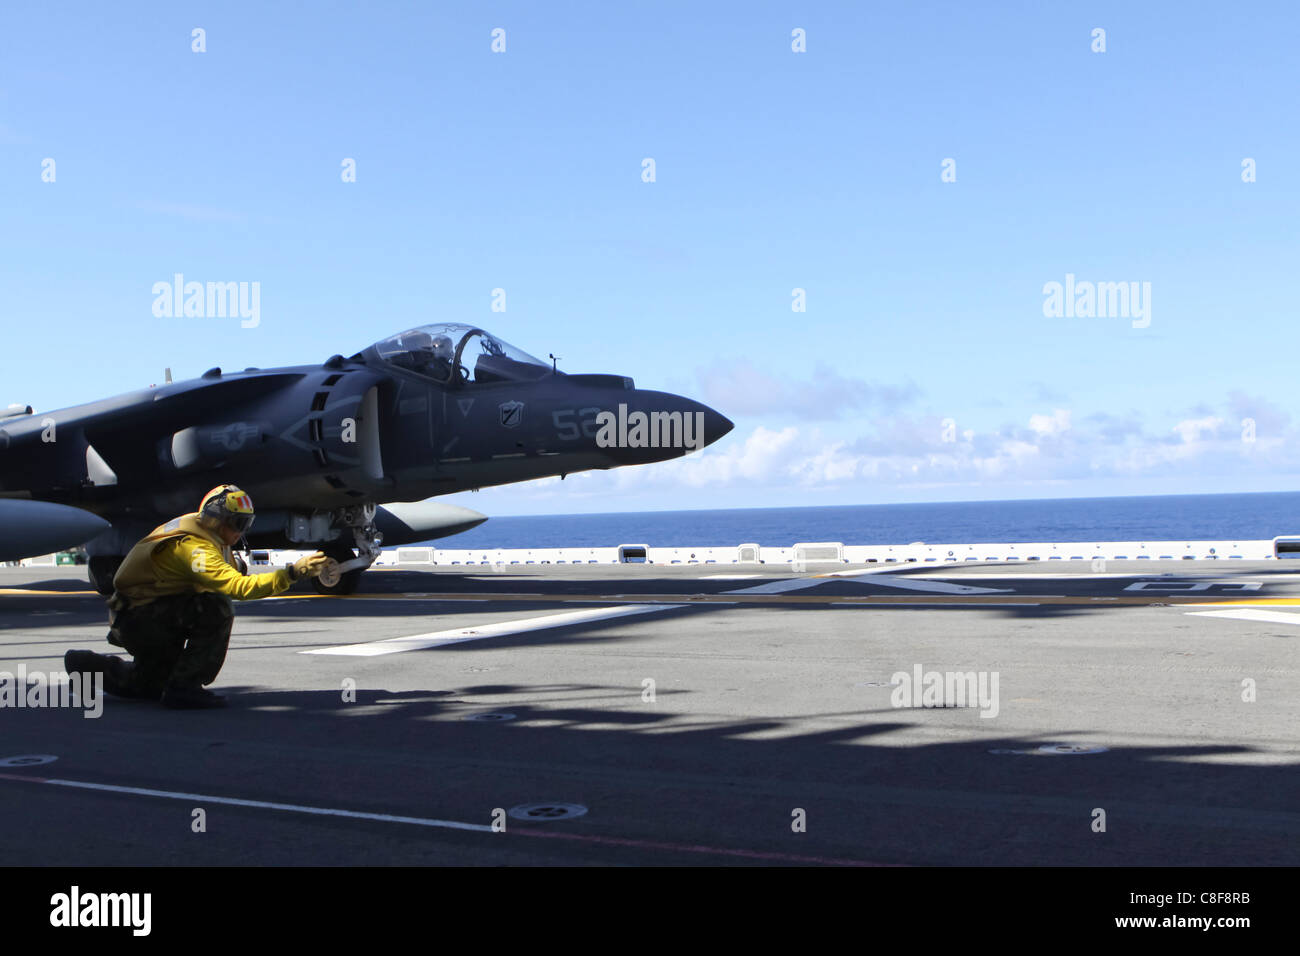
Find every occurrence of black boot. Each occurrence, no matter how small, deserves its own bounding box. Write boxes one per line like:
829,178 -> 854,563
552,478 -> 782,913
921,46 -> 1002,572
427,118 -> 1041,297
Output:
65,648 -> 119,672
161,685 -> 227,709
65,650 -> 157,700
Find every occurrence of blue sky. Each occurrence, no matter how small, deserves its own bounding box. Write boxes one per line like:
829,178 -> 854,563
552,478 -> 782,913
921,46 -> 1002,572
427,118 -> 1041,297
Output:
2,2 -> 1298,515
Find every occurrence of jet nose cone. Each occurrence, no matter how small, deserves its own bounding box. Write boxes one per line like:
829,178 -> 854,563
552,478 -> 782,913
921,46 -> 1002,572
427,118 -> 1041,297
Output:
702,406 -> 734,448
599,391 -> 734,464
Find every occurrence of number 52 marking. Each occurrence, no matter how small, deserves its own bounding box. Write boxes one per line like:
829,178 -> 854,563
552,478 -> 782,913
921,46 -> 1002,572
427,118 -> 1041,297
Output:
553,407 -> 602,440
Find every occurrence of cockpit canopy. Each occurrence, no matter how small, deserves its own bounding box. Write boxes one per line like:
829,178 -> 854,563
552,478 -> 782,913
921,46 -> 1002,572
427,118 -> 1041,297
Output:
365,323 -> 552,385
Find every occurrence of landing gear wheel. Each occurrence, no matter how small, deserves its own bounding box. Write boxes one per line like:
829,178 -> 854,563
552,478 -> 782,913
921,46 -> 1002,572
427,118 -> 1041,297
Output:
88,556 -> 123,597
311,545 -> 364,596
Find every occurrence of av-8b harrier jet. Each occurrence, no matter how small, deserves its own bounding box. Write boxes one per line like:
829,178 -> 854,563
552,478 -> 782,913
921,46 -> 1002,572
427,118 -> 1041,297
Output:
0,323 -> 732,594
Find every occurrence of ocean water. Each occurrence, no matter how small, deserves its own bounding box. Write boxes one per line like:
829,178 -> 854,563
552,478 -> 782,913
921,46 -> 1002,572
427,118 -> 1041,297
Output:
432,492 -> 1300,549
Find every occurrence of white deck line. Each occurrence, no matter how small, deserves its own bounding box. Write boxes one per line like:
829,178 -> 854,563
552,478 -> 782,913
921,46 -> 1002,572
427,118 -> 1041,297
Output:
1184,609 -> 1300,626
300,563 -> 1027,656
302,604 -> 679,656
5,774 -> 493,833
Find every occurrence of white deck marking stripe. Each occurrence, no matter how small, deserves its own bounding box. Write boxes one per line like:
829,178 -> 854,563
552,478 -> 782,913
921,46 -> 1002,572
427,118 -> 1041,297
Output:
833,576 -> 1011,595
300,568 -> 1007,657
724,577 -> 838,595
303,568 -> 845,655
812,568 -> 1011,593
833,602 -> 1039,607
302,603 -> 680,656
1185,609 -> 1300,626
25,775 -> 493,832
0,772 -> 884,865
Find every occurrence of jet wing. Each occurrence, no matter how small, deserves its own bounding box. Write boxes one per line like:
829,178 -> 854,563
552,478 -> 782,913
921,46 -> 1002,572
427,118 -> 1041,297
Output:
0,372 -> 304,493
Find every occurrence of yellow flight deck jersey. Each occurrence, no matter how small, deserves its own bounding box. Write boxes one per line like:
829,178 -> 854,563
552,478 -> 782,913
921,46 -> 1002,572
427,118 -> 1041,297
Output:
112,513 -> 295,606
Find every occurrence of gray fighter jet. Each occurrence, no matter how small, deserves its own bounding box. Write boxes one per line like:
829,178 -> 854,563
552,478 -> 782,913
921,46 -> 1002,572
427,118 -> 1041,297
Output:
0,323 -> 732,593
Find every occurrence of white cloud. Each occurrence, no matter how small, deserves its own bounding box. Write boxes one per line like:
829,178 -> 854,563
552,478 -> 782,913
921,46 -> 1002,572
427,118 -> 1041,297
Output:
1171,416 -> 1223,444
629,425 -> 804,487
1028,409 -> 1071,436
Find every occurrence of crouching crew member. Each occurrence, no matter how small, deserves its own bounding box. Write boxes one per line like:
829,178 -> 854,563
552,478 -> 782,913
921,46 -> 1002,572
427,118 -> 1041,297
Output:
65,484 -> 330,709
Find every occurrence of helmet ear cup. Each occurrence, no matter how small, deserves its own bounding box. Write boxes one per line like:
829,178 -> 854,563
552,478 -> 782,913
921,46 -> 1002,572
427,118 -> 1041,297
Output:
200,484 -> 235,522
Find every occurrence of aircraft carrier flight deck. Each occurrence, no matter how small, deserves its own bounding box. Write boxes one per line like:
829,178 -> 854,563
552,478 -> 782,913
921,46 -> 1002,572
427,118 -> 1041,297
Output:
2,550 -> 1297,867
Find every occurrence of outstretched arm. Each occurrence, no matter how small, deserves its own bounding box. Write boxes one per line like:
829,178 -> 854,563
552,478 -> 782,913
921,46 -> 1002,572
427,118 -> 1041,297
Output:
159,538 -> 295,600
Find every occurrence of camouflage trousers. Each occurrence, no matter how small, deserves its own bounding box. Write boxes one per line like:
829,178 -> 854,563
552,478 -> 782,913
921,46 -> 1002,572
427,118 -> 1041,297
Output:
106,592 -> 234,695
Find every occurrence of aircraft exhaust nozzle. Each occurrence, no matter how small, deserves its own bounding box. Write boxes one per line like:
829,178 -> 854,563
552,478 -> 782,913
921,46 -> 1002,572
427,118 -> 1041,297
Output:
0,499 -> 111,562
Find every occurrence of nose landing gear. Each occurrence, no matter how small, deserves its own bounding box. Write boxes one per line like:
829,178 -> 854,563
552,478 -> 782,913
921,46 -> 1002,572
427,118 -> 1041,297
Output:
311,503 -> 383,596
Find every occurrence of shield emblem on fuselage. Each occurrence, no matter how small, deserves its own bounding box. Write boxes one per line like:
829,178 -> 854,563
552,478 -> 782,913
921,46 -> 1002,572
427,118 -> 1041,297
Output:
498,401 -> 524,429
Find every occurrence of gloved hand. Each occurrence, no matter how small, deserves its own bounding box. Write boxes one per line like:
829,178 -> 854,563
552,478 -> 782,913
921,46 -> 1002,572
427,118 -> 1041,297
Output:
290,552 -> 331,580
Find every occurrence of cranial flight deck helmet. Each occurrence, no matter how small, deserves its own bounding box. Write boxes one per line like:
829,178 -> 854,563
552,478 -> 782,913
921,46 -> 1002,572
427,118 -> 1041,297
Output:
199,484 -> 256,534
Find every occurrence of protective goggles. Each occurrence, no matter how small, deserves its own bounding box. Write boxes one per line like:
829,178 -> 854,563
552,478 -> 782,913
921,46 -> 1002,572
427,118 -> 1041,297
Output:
225,511 -> 255,534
